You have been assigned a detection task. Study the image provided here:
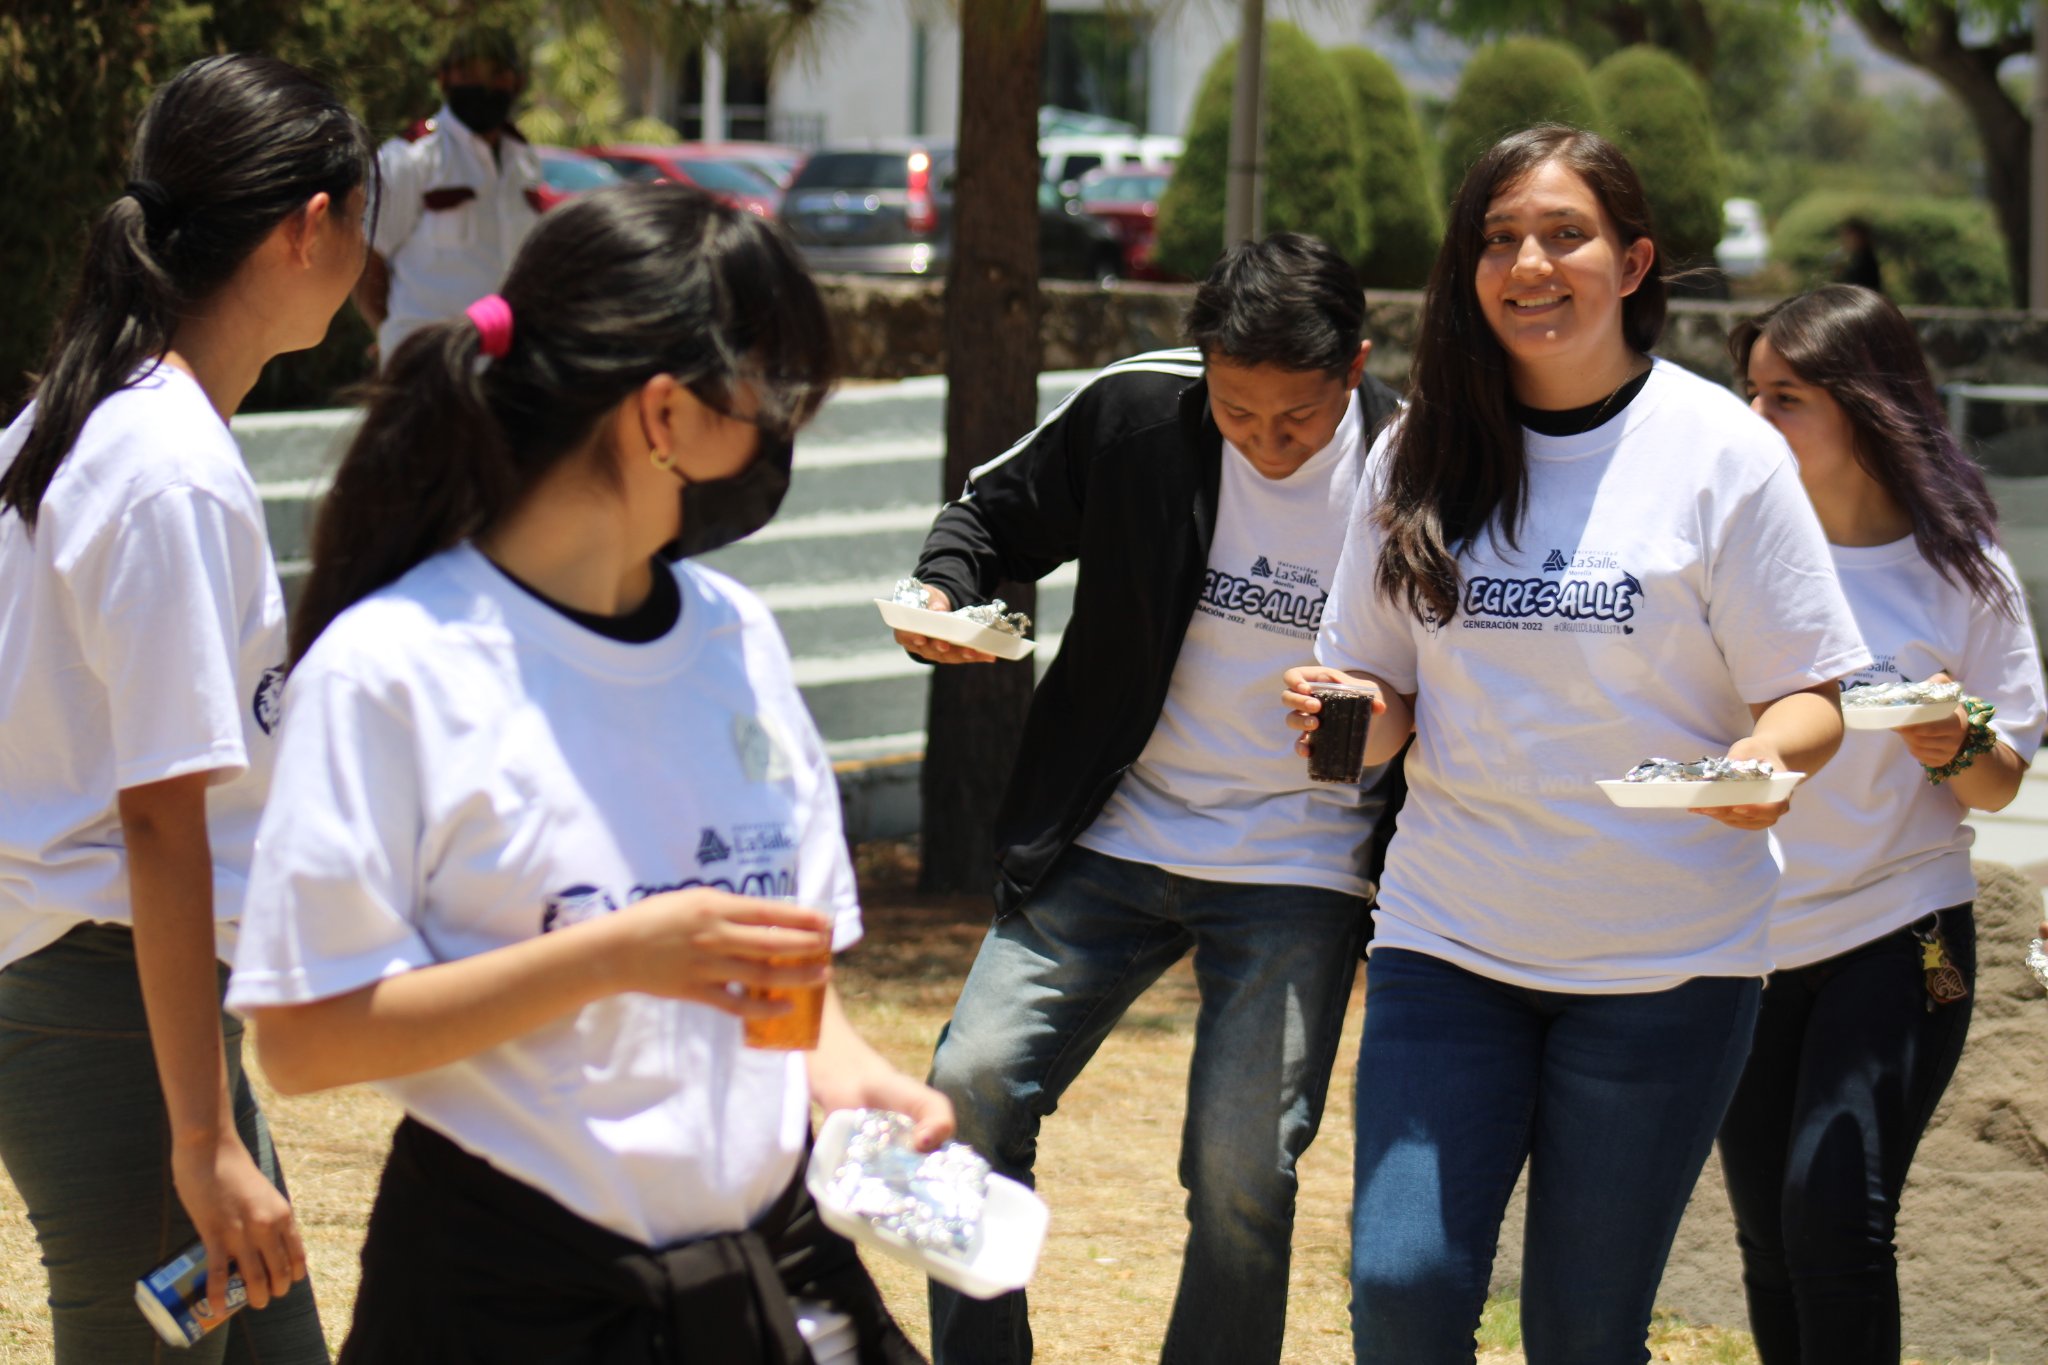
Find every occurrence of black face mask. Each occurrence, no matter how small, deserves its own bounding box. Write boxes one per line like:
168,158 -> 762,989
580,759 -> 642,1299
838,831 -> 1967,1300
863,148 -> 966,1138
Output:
445,85 -> 515,136
658,433 -> 795,562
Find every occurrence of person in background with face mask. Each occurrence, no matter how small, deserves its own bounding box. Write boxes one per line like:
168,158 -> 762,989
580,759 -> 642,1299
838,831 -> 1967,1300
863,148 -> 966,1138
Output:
229,185 -> 951,1362
352,25 -> 545,365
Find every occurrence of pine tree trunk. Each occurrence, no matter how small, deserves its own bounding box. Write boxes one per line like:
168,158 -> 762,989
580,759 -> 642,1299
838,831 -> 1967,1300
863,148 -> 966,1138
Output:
920,0 -> 1046,893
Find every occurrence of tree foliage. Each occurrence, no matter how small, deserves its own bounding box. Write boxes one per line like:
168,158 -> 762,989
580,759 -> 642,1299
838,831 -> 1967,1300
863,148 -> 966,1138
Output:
1326,45 -> 1442,290
1437,36 -> 1603,195
1772,187 -> 2012,306
1589,45 -> 1727,270
1825,0 -> 2034,302
1154,22 -> 1371,280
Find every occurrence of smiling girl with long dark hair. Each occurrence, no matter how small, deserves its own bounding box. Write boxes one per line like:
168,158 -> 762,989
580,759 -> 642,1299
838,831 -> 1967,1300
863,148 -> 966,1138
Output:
1285,125 -> 1869,1363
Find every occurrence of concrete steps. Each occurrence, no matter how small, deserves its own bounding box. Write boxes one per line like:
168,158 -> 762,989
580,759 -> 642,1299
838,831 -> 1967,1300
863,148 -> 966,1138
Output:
235,373 -> 1096,840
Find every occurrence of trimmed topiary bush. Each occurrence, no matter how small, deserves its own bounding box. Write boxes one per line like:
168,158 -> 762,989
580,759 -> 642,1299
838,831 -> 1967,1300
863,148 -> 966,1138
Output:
1590,45 -> 1726,273
1327,45 -> 1441,291
1438,37 -> 1602,199
1155,22 -> 1370,282
1772,190 -> 2012,308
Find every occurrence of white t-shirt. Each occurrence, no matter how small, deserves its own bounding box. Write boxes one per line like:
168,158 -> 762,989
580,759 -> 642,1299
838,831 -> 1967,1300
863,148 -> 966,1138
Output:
0,364 -> 286,970
1078,398 -> 1384,895
1770,540 -> 2045,968
371,110 -> 544,359
1318,360 -> 1870,992
227,546 -> 861,1249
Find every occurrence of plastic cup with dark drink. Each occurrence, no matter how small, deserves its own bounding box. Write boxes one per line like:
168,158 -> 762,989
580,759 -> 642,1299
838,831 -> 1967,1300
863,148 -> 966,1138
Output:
1305,683 -> 1373,784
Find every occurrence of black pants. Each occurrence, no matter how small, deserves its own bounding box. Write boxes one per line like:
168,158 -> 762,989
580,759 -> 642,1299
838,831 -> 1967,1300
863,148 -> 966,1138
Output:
1716,905 -> 1975,1364
342,1117 -> 923,1365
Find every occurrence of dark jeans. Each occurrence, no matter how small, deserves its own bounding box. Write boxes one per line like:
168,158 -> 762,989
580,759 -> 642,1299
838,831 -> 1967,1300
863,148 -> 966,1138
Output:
1348,947 -> 1762,1365
0,922 -> 326,1364
926,847 -> 1364,1365
1716,905 -> 1975,1364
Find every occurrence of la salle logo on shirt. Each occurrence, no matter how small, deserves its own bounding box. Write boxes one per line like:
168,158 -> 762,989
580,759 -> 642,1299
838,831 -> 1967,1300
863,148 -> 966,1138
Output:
695,828 -> 732,865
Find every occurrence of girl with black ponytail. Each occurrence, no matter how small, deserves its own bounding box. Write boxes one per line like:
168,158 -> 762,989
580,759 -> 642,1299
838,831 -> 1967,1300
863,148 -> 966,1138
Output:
0,54 -> 370,1360
228,183 -> 949,1363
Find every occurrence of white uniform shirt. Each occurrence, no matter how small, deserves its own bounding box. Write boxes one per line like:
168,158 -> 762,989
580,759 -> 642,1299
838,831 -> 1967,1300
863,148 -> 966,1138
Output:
227,546 -> 860,1249
371,108 -> 544,359
0,364 -> 286,969
1077,398 -> 1385,895
1770,540 -> 2045,967
1318,360 -> 1870,992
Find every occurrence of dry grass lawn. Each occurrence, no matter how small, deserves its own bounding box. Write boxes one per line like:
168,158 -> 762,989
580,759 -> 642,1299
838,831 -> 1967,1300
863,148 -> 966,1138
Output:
0,847 -> 1989,1362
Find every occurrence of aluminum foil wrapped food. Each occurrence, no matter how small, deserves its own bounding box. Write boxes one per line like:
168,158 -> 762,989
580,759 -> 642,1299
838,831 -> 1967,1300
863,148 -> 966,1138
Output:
1841,679 -> 1963,708
891,577 -> 935,610
954,599 -> 1032,639
890,577 -> 1033,639
826,1110 -> 990,1264
2028,939 -> 2048,994
1623,756 -> 1776,783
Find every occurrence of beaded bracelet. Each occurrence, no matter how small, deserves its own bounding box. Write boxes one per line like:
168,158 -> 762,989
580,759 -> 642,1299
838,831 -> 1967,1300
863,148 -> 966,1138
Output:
1923,695 -> 1997,784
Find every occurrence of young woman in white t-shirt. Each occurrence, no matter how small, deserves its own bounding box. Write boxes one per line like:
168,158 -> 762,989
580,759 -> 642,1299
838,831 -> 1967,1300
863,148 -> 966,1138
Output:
0,56 -> 370,1361
1716,285 -> 2044,1363
225,184 -> 952,1364
1282,125 -> 1868,1363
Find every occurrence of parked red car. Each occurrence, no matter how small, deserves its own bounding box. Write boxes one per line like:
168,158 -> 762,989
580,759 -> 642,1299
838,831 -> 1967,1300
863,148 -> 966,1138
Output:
531,145 -> 624,211
585,143 -> 782,217
688,141 -> 807,192
1075,164 -> 1177,281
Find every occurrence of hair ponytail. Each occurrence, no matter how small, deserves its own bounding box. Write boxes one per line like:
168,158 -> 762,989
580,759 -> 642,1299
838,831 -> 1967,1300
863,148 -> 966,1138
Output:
291,183 -> 837,663
289,323 -> 517,662
0,198 -> 182,520
1,54 -> 371,527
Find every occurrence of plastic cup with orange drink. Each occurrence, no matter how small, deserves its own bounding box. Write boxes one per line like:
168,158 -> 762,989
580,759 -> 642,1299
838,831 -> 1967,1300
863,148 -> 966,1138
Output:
741,919 -> 831,1051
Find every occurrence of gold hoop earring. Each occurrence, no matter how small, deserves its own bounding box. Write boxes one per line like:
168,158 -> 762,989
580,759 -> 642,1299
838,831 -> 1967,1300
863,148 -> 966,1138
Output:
650,447 -> 676,471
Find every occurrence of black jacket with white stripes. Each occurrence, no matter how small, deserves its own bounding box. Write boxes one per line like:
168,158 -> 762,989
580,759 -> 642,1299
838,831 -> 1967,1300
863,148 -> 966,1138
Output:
911,348 -> 1406,917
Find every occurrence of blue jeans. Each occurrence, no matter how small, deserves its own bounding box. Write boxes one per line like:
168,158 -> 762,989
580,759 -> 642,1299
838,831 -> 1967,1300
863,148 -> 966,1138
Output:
1349,948 -> 1761,1365
1717,906 -> 1975,1364
0,924 -> 328,1364
926,846 -> 1364,1365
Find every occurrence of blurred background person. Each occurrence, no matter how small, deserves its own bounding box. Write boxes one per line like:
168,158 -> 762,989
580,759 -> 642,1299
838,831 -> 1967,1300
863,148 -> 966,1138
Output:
352,24 -> 545,364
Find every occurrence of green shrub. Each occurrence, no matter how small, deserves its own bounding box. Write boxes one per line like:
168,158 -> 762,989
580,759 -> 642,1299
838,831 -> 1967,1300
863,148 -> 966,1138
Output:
1590,45 -> 1726,272
1438,37 -> 1602,200
1326,45 -> 1441,290
1155,22 -> 1370,282
1771,190 -> 2012,308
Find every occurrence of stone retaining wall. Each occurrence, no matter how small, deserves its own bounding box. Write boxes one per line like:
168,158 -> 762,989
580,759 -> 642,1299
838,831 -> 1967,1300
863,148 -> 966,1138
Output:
818,275 -> 2048,389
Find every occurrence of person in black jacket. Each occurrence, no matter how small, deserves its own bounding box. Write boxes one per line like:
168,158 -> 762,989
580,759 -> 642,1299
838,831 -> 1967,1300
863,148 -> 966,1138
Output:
891,233 -> 1403,1365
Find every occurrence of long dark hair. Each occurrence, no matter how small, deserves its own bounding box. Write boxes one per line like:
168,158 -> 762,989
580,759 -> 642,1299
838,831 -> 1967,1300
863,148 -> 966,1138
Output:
1376,125 -> 1667,624
1730,285 -> 2017,619
1,55 -> 371,526
291,183 -> 836,663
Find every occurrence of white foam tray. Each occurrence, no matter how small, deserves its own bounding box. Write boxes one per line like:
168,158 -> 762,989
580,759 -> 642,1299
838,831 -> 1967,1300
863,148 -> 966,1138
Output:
808,1109 -> 1049,1300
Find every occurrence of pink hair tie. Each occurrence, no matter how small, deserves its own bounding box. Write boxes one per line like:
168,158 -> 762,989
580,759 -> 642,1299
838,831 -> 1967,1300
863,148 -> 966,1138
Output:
464,293 -> 514,359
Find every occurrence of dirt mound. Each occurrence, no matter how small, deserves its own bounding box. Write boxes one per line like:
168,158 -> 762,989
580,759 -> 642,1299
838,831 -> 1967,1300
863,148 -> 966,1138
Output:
1493,861 -> 2048,1362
